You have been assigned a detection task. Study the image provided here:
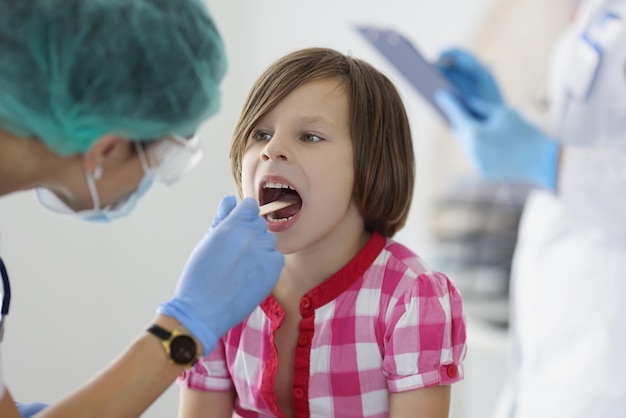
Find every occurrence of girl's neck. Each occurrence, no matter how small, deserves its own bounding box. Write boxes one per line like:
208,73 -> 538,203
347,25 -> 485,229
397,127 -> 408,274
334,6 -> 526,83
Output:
273,227 -> 371,306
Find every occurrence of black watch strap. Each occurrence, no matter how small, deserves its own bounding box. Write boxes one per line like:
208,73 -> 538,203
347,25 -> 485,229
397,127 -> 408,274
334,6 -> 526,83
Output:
146,323 -> 199,369
146,324 -> 172,340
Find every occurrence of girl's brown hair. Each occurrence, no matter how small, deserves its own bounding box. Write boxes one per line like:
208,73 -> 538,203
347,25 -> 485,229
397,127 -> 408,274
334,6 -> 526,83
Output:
230,47 -> 414,237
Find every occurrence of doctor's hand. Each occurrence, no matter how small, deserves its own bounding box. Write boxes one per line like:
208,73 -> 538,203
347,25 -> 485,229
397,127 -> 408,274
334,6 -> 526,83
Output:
158,196 -> 283,355
435,90 -> 561,191
435,48 -> 504,105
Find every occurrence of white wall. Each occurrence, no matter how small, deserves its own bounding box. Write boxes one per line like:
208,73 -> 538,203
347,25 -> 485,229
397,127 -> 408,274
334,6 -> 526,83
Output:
0,1 -> 499,416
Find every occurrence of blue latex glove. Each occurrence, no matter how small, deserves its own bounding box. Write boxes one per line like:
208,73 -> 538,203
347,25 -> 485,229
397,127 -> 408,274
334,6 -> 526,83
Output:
16,402 -> 48,417
435,48 -> 504,105
434,48 -> 560,191
157,196 -> 283,355
435,90 -> 560,191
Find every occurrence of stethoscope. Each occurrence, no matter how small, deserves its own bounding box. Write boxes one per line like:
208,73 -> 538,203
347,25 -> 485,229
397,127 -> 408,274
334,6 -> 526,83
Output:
0,257 -> 11,342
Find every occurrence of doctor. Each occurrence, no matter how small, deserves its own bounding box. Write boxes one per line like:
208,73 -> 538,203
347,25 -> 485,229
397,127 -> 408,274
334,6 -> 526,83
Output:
434,0 -> 626,417
0,1 -> 283,417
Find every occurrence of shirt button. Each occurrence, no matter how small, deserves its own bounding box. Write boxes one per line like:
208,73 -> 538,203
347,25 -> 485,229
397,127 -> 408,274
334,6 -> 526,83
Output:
300,297 -> 311,310
298,335 -> 308,346
293,387 -> 305,399
446,364 -> 458,378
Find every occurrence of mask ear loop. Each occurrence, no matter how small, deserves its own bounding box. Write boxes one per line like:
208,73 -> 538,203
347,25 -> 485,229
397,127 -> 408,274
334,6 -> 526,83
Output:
85,144 -> 148,212
134,142 -> 150,172
86,166 -> 103,211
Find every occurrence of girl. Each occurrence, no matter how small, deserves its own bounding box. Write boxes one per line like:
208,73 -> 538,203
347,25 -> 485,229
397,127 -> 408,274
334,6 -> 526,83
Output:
178,47 -> 466,418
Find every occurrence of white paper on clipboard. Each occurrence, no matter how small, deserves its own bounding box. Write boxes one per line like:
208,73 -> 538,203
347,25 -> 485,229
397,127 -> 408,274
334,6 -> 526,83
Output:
355,25 -> 484,123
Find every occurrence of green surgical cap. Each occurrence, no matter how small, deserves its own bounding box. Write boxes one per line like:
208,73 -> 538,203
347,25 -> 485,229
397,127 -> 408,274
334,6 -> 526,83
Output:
0,0 -> 227,155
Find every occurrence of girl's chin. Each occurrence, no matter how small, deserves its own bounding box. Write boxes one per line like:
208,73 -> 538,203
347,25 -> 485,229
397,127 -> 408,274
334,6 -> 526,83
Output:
276,240 -> 299,256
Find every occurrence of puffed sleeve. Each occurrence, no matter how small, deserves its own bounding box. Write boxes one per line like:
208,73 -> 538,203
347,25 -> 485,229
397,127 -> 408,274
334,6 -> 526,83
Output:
382,271 -> 467,392
178,337 -> 234,392
558,145 -> 626,233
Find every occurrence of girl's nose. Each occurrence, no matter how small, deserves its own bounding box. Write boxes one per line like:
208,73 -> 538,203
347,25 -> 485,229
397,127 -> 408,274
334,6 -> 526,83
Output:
261,135 -> 290,162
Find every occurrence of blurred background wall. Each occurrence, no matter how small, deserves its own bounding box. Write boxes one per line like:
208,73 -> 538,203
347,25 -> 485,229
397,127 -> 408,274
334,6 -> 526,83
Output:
0,1 -> 569,416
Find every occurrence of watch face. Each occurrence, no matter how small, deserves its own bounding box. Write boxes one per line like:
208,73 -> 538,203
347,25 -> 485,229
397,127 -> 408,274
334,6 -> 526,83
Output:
170,335 -> 197,365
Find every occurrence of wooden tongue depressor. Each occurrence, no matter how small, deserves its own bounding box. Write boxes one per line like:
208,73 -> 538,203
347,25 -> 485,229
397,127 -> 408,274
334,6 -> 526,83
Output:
259,199 -> 297,216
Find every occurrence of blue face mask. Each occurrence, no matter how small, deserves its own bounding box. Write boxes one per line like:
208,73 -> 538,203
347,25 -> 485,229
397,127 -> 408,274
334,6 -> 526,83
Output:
36,143 -> 156,223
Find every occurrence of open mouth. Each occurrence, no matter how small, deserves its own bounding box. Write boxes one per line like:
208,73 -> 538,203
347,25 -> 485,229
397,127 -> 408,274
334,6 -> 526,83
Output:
260,181 -> 302,222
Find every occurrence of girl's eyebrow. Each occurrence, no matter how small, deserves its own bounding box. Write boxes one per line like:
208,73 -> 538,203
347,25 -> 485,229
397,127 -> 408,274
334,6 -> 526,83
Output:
297,115 -> 333,127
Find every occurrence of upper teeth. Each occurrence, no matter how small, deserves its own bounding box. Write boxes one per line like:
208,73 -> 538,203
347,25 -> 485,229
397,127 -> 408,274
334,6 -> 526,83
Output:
263,182 -> 294,190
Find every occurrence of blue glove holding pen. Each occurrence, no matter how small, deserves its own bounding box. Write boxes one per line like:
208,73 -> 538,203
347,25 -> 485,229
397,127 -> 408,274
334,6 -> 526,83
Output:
158,196 -> 283,355
434,48 -> 560,191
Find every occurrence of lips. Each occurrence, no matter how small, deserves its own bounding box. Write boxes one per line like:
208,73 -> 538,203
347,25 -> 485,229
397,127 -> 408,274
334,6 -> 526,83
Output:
259,180 -> 302,220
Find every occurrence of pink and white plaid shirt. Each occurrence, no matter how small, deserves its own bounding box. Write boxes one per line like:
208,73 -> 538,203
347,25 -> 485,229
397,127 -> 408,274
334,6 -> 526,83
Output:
179,232 -> 467,417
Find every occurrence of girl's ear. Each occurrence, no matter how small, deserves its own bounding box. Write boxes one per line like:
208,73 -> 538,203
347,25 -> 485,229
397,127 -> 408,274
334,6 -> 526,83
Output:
83,134 -> 133,176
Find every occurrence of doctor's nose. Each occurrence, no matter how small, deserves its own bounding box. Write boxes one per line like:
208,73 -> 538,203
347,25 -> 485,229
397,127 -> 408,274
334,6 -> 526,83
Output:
261,136 -> 290,162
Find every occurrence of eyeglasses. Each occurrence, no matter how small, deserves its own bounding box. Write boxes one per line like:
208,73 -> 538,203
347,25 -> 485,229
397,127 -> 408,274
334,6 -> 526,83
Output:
0,257 -> 11,342
140,133 -> 204,186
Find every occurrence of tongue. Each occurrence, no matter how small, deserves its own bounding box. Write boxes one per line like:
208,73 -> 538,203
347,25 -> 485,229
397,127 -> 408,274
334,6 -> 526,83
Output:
274,199 -> 301,218
264,189 -> 301,218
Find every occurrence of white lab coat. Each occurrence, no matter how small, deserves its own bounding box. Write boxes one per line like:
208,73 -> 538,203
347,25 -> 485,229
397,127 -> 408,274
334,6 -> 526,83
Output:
495,1 -> 626,417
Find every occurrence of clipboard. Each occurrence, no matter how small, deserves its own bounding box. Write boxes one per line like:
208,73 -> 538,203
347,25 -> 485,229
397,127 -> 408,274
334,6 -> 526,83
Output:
355,25 -> 484,123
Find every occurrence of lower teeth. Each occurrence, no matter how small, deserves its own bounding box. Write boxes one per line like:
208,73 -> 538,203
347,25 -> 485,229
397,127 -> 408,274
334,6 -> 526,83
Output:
267,214 -> 295,223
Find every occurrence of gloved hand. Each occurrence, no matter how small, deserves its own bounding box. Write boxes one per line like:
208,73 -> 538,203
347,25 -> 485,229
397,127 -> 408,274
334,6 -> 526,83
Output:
435,48 -> 504,105
157,196 -> 283,355
16,402 -> 48,417
435,90 -> 560,191
434,48 -> 560,191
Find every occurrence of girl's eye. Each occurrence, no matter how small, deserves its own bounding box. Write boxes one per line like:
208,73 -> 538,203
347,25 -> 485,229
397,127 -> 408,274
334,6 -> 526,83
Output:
251,130 -> 272,142
301,133 -> 322,143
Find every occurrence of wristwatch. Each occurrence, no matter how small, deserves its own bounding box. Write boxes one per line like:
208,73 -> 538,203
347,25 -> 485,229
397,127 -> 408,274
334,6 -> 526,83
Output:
146,324 -> 199,370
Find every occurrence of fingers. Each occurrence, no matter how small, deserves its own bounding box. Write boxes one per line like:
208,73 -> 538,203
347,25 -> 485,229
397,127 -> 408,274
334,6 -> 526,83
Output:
211,195 -> 237,227
233,197 -> 261,219
437,48 -> 483,72
209,195 -> 274,246
211,196 -> 263,228
235,199 -> 269,235
435,50 -> 483,100
463,96 -> 496,121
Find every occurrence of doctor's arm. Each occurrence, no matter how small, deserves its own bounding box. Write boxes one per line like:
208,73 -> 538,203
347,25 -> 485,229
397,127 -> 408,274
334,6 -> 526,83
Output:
1,389 -> 21,418
35,197 -> 282,418
37,315 -> 200,418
